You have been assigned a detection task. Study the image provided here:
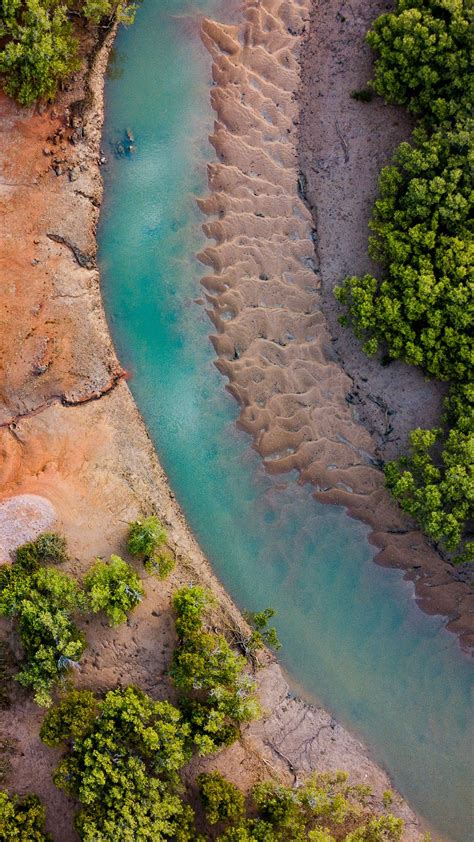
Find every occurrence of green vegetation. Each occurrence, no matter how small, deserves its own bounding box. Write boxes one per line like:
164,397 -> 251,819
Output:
385,385 -> 473,561
0,541 -> 86,706
203,772 -> 403,841
0,533 -> 149,704
336,0 -> 473,560
144,548 -> 176,579
335,122 -> 472,381
40,686 -> 197,841
0,790 -> 50,841
244,607 -> 281,653
366,0 -> 473,123
0,0 -> 138,106
83,554 -> 144,625
15,532 -> 68,570
198,772 -> 245,826
171,586 -> 260,755
127,514 -> 175,578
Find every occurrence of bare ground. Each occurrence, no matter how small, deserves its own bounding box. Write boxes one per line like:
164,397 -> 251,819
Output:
297,0 -> 447,460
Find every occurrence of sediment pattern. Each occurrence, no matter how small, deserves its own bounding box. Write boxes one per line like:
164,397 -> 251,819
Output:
199,0 -> 473,648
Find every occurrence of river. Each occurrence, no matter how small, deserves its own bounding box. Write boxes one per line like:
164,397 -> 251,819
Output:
98,1 -> 473,839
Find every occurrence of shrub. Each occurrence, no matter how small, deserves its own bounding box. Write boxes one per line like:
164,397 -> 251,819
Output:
0,790 -> 50,841
144,549 -> 176,579
385,385 -> 473,561
335,122 -> 473,382
213,772 -> 403,841
244,607 -> 281,653
127,515 -> 167,562
83,554 -> 144,626
0,563 -> 85,707
198,772 -> 245,826
171,587 -> 260,755
0,0 -> 80,106
15,533 -> 68,571
41,686 -> 196,841
366,0 -> 473,123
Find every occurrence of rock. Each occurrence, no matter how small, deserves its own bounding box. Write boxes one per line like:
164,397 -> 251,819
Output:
43,147 -> 52,156
68,168 -> 79,182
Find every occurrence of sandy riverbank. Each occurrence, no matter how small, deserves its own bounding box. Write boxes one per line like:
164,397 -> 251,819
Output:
0,11 -> 423,842
198,0 -> 473,651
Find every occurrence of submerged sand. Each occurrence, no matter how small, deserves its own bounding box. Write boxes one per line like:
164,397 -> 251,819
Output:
0,11 -> 422,842
198,0 -> 473,650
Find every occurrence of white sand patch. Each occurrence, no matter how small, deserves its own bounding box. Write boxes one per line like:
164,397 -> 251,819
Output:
0,494 -> 58,562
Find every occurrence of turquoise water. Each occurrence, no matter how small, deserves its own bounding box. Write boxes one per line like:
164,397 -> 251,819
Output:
98,2 -> 473,839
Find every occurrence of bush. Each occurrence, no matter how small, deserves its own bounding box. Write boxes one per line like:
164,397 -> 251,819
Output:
244,607 -> 281,653
198,772 -> 245,826
0,0 -> 139,107
0,0 -> 80,106
127,515 -> 168,564
367,0 -> 473,123
171,587 -> 260,755
335,122 -> 473,382
0,790 -> 50,841
15,533 -> 68,571
385,385 -> 473,561
213,772 -> 403,841
41,686 -> 197,841
144,549 -> 176,579
0,563 -> 86,707
83,554 -> 144,626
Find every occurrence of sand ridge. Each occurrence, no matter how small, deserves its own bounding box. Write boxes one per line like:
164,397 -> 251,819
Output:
198,0 -> 473,650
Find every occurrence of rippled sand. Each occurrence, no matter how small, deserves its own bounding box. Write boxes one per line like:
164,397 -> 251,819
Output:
199,0 -> 473,649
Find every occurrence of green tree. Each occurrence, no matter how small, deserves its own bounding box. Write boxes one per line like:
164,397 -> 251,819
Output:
15,533 -> 68,571
0,561 -> 86,707
0,0 -> 80,105
144,549 -> 175,579
171,587 -> 260,755
335,122 -> 473,382
81,0 -> 138,25
41,686 -> 196,841
244,608 -> 281,653
367,0 -> 473,123
0,790 -> 50,841
214,772 -> 403,841
198,772 -> 245,826
385,385 -> 473,560
83,554 -> 144,625
127,515 -> 173,577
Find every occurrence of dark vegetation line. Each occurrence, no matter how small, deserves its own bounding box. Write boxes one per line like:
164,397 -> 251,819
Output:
336,0 -> 473,563
0,527 -> 410,840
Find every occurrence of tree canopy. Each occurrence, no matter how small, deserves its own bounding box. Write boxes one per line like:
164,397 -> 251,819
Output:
367,0 -> 473,123
40,686 -> 197,841
0,541 -> 86,707
171,586 -> 260,755
336,0 -> 473,560
83,554 -> 144,625
335,122 -> 473,382
0,790 -> 50,841
0,0 -> 139,106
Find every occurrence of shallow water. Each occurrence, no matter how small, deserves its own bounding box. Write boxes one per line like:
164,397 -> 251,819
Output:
98,2 -> 473,839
